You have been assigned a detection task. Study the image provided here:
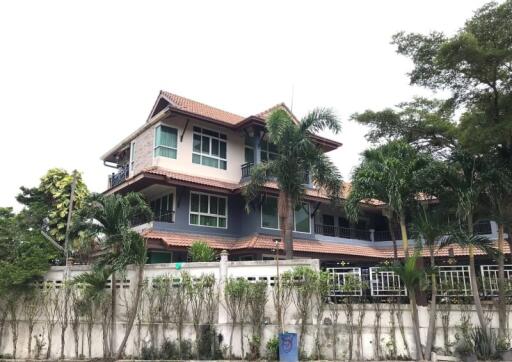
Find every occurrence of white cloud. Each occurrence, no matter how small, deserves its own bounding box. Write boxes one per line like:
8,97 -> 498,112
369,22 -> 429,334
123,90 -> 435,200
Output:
0,0 -> 490,208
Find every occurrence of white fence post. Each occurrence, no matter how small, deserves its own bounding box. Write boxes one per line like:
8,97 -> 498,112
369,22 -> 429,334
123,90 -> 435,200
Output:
218,250 -> 229,324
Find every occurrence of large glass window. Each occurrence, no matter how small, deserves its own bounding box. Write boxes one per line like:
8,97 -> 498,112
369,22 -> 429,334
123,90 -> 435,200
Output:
244,137 -> 255,164
192,127 -> 227,170
260,140 -> 278,162
150,194 -> 174,222
294,203 -> 311,233
260,195 -> 310,233
261,196 -> 279,229
154,125 -> 178,159
189,192 -> 227,228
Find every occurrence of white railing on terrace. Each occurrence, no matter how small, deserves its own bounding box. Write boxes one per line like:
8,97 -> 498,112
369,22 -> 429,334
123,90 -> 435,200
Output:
369,267 -> 407,297
327,267 -> 363,297
481,264 -> 512,296
437,265 -> 472,297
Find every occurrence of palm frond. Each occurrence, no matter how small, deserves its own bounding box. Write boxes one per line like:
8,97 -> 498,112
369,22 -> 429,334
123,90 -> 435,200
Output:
242,162 -> 274,212
299,108 -> 341,135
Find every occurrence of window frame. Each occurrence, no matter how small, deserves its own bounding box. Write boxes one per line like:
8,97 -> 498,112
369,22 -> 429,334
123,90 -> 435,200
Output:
260,139 -> 279,162
189,191 -> 228,229
154,124 -> 178,159
192,126 -> 227,170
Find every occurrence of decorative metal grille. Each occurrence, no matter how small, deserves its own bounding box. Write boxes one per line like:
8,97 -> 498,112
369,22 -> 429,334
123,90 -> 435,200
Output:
480,264 -> 512,296
437,265 -> 472,297
327,267 -> 363,296
369,267 -> 407,297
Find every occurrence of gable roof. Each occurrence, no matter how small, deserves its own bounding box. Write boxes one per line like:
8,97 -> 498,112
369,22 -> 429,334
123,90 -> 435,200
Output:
160,91 -> 245,126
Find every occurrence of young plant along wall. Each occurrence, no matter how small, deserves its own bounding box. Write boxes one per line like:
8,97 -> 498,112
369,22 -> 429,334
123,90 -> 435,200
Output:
0,259 -> 511,361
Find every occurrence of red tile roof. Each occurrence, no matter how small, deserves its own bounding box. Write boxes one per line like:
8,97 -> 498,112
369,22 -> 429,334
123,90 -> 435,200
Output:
161,91 -> 245,125
144,166 -> 239,191
142,230 -> 509,259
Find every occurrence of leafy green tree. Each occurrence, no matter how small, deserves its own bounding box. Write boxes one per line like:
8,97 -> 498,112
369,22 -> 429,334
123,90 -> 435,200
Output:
74,192 -> 152,359
392,0 -> 512,153
243,108 -> 343,259
346,141 -> 433,257
352,97 -> 457,153
16,168 -> 89,247
188,240 -> 217,262
383,252 -> 426,361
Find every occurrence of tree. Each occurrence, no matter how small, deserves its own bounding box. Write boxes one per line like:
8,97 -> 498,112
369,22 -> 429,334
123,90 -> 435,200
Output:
188,240 -> 216,262
243,108 -> 343,259
351,97 -> 457,153
410,205 -> 449,360
74,192 -> 152,359
346,140 -> 433,257
383,252 -> 426,361
392,0 -> 512,154
16,168 -> 89,248
479,152 -> 512,340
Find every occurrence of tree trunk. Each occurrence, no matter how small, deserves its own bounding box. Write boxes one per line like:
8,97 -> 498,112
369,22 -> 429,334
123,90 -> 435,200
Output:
497,223 -> 507,340
279,192 -> 294,259
425,249 -> 437,360
468,246 -> 488,334
111,270 -> 117,357
400,213 -> 409,257
389,219 -> 398,261
409,293 -> 424,361
27,324 -> 34,359
116,263 -> 145,360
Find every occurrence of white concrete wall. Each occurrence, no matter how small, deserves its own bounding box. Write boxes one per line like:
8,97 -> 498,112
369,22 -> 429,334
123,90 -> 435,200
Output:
0,258 -> 510,360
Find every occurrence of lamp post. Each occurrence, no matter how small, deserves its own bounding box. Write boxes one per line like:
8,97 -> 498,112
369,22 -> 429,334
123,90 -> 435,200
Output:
273,238 -> 283,334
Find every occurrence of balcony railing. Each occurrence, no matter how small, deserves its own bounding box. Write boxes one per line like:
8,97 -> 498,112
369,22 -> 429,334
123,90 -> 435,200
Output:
314,224 -> 371,241
108,164 -> 129,188
132,211 -> 174,227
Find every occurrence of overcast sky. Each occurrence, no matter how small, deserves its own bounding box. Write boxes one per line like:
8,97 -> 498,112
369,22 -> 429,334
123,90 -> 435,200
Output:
0,0 -> 491,209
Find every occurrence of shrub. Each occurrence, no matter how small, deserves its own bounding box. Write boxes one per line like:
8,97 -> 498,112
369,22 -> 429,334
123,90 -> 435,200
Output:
266,336 -> 279,361
188,240 -> 216,262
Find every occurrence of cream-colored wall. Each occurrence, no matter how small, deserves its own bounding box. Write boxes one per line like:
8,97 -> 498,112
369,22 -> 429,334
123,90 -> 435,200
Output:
130,115 -> 245,183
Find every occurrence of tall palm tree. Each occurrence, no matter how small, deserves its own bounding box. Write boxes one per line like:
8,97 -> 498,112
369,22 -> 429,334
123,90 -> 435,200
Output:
243,108 -> 343,259
440,231 -> 499,337
479,153 -> 512,340
346,141 -> 433,257
439,148 -> 496,336
410,205 -> 449,360
74,192 -> 152,358
384,251 -> 426,361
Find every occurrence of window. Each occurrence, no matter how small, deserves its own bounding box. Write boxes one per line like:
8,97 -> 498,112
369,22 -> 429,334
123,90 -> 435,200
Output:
260,139 -> 278,162
244,138 -> 255,164
260,195 -> 310,233
150,194 -> 174,222
189,192 -> 227,228
154,125 -> 178,159
192,127 -> 227,169
294,203 -> 311,233
129,141 -> 136,173
261,196 -> 279,229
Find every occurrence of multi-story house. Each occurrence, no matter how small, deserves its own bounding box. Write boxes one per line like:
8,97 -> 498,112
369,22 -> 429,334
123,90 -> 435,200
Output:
102,91 -> 501,264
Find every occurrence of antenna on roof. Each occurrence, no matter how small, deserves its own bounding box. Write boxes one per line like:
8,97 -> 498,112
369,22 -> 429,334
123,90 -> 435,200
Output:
290,84 -> 295,112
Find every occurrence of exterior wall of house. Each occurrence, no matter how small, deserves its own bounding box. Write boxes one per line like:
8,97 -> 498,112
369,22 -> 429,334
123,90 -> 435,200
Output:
131,125 -> 154,176
149,115 -> 245,183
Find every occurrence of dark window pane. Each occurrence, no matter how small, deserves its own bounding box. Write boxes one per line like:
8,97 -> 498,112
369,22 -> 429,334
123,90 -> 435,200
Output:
210,196 -> 218,214
262,197 -> 278,229
218,198 -> 226,216
200,195 -> 209,213
219,141 -> 227,159
191,194 -> 199,212
192,153 -> 201,164
202,136 -> 210,153
193,134 -> 201,152
212,138 -> 219,156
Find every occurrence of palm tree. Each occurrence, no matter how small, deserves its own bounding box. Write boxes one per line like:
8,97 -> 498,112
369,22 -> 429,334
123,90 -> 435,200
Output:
74,192 -> 152,358
410,205 -> 449,360
439,148 -> 497,336
479,153 -> 512,340
383,251 -> 426,361
440,231 -> 499,337
346,141 -> 433,257
243,108 -> 343,259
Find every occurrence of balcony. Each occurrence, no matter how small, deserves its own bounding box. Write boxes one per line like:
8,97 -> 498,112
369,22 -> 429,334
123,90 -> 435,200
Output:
132,211 -> 174,227
241,162 -> 253,178
314,224 -> 372,241
108,164 -> 129,188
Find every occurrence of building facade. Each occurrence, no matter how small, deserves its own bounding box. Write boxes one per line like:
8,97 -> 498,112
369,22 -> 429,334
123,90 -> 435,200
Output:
102,91 -> 503,264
